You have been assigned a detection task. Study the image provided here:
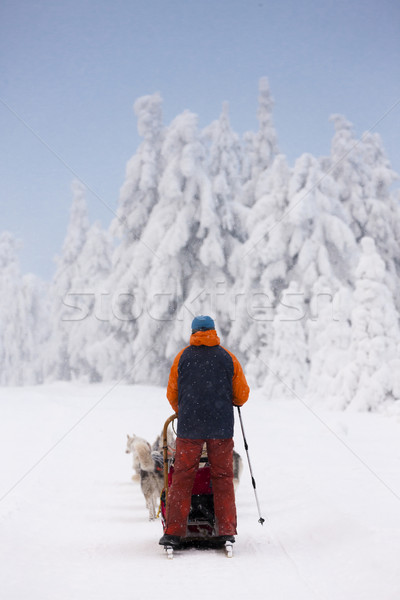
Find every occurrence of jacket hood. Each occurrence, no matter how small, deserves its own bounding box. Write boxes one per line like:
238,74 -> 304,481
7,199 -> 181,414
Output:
190,329 -> 220,347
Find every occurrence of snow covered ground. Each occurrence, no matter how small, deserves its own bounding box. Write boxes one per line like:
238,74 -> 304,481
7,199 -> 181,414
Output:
1,383 -> 400,600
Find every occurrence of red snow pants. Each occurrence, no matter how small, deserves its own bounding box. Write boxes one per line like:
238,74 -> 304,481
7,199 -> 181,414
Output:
165,437 -> 237,537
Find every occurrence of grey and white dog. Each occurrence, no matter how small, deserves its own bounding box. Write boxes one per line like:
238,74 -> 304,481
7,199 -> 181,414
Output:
125,434 -> 165,520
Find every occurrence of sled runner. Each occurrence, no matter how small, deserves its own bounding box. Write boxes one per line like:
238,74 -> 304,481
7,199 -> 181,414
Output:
159,414 -> 234,559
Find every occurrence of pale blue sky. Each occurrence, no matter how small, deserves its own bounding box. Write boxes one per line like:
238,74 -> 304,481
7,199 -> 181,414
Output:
1,0 -> 399,279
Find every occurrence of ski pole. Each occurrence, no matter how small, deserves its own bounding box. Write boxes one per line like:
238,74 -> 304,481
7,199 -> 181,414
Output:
236,406 -> 265,525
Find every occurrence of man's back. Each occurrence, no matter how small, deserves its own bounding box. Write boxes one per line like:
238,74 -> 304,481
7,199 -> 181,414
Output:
177,343 -> 235,439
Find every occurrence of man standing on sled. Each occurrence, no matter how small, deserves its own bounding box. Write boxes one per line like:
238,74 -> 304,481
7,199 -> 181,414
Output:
159,315 -> 249,547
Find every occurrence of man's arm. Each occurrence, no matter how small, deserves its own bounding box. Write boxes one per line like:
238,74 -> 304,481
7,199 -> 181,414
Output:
222,346 -> 250,406
166,347 -> 186,412
232,356 -> 250,406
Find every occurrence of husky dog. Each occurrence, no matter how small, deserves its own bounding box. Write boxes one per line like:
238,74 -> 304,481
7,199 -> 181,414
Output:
232,449 -> 243,491
125,434 -> 141,481
151,428 -> 176,458
125,427 -> 176,477
125,434 -> 164,520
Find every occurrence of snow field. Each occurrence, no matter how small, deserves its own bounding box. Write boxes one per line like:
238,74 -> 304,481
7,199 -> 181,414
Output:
0,383 -> 400,599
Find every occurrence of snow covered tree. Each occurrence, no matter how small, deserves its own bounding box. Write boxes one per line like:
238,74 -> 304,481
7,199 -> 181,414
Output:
285,152 -> 357,302
240,77 -> 278,210
45,180 -> 91,381
231,150 -> 357,389
228,154 -> 291,387
263,281 -> 308,399
130,109 -> 241,383
336,237 -> 400,411
283,154 -> 358,401
0,232 -> 48,384
112,92 -> 164,244
107,93 -> 165,380
203,101 -> 247,244
359,130 -> 400,285
201,102 -> 249,339
19,273 -> 49,384
66,221 -> 113,382
0,232 -> 25,384
328,115 -> 400,301
46,181 -> 114,383
306,279 -> 353,407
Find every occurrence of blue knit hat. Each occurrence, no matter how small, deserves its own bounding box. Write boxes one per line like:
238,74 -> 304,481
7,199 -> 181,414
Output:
191,315 -> 215,333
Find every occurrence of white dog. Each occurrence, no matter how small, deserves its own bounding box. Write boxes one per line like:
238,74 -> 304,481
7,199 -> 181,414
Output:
125,434 -> 165,521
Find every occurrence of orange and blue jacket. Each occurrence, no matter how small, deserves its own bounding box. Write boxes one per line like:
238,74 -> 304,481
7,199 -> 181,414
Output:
166,329 -> 249,439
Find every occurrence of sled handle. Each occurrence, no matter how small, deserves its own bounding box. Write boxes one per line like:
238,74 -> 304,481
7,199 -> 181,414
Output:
162,413 -> 177,503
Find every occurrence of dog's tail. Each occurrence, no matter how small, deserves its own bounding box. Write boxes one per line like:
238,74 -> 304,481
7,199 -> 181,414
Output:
134,439 -> 155,472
